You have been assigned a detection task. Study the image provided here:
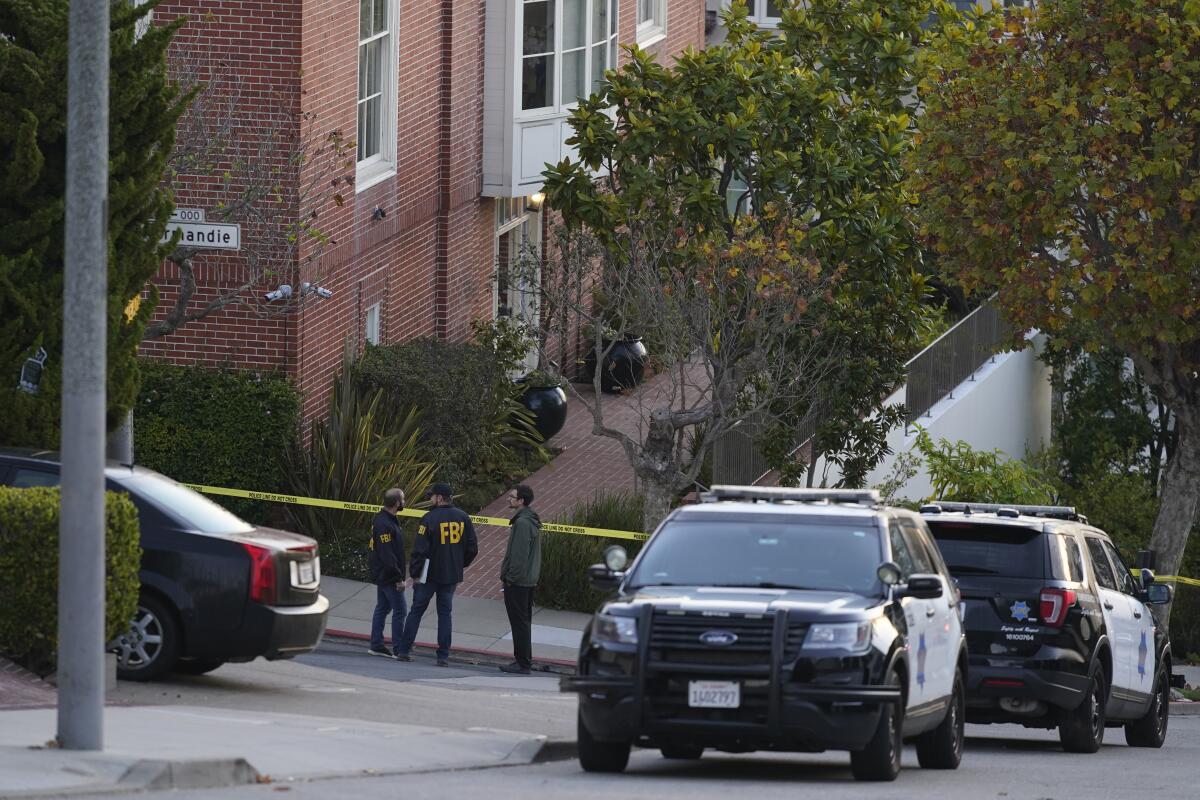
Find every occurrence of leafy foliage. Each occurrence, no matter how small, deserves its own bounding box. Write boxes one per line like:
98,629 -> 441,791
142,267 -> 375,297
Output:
0,487 -> 141,674
356,319 -> 547,509
911,0 -> 1200,584
535,493 -> 646,613
913,429 -> 1056,505
0,1 -> 187,447
281,344 -> 435,545
134,362 -> 300,523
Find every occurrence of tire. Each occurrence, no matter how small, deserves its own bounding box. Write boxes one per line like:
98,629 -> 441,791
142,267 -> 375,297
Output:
113,594 -> 180,682
1059,664 -> 1106,753
660,745 -> 703,760
851,670 -> 904,782
577,710 -> 630,773
173,658 -> 225,676
1125,665 -> 1169,748
916,670 -> 964,770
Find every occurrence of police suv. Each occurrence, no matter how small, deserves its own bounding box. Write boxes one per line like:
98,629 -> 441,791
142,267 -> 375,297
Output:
921,502 -> 1174,752
562,487 -> 967,782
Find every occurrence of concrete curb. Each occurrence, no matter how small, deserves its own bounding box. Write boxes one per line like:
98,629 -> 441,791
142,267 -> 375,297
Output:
1170,700 -> 1200,716
532,738 -> 578,763
323,628 -> 577,672
0,757 -> 258,799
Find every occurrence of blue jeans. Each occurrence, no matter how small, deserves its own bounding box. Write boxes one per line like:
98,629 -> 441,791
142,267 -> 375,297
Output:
396,582 -> 456,660
370,583 -> 408,653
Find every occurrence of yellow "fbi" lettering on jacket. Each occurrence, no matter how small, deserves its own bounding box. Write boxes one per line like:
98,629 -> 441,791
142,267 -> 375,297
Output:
439,521 -> 463,545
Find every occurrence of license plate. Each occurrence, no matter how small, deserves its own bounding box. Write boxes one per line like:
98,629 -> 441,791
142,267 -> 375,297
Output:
688,680 -> 740,708
296,561 -> 315,586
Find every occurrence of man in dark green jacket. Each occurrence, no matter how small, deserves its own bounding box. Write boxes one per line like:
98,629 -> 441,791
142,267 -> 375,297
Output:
499,484 -> 541,674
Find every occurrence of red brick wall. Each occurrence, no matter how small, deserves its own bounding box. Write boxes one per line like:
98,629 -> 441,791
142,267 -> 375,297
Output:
146,0 -> 706,424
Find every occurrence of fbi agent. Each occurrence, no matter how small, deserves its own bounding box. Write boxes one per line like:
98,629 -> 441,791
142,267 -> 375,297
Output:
394,482 -> 479,666
367,488 -> 407,658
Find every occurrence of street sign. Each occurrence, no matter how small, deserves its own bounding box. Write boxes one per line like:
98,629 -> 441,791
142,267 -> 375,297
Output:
169,207 -> 206,223
162,221 -> 241,251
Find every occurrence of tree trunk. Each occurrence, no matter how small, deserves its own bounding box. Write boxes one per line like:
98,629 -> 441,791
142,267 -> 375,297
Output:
642,477 -> 674,535
1147,411 -> 1200,625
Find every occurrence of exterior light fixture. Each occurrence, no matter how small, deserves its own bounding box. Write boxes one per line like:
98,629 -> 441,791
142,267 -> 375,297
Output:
18,347 -> 48,394
528,191 -> 546,210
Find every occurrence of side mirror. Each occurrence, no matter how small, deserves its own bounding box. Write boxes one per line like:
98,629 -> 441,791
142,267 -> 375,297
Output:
1145,583 -> 1172,605
877,561 -> 902,587
588,563 -> 623,591
901,574 -> 944,600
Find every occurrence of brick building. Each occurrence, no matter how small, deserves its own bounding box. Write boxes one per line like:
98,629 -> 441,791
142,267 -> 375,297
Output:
144,0 -> 706,421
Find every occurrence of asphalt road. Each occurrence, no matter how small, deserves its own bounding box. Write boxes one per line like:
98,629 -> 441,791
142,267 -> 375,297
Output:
109,635 -> 575,738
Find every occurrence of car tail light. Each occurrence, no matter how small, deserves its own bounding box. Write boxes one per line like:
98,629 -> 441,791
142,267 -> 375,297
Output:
242,542 -> 276,603
1039,588 -> 1077,627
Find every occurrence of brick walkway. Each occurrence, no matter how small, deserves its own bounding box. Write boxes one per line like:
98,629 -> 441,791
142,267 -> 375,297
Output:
458,364 -> 706,599
0,658 -> 56,710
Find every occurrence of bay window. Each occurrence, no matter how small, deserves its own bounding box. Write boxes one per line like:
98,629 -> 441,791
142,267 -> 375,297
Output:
522,0 -> 618,113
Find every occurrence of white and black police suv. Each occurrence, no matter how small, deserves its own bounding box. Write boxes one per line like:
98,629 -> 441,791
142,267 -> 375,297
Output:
561,487 -> 966,782
921,502 -> 1174,752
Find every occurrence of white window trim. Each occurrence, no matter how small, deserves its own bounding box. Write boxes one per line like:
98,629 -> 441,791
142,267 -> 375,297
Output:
356,0 -> 399,192
365,303 -> 381,345
517,0 -> 619,119
637,0 -> 666,47
746,0 -> 783,27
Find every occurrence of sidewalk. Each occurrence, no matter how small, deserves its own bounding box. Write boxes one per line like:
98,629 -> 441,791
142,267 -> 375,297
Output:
0,704 -> 551,797
322,575 -> 589,666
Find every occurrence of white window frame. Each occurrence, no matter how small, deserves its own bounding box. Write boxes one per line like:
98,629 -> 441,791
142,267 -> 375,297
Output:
637,0 -> 666,47
519,0 -> 619,118
494,199 -> 544,374
364,303 -> 381,345
356,0 -> 398,192
746,0 -> 784,26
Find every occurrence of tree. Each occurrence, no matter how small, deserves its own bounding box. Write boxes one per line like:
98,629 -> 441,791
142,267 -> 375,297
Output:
144,41 -> 354,339
540,0 -> 933,530
0,0 -> 186,447
911,0 -> 1200,589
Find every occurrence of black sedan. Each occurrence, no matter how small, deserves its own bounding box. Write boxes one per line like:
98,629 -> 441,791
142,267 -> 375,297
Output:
0,449 -> 328,680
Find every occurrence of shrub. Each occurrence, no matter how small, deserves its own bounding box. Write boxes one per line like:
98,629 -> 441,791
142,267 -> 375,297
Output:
281,343 -> 436,552
135,361 -> 301,523
914,429 -> 1056,504
356,319 -> 546,509
536,492 -> 645,613
0,487 -> 141,674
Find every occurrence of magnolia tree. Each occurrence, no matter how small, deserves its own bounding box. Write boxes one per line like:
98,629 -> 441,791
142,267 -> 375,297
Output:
144,52 -> 354,339
538,1 -> 934,531
912,0 -> 1200,591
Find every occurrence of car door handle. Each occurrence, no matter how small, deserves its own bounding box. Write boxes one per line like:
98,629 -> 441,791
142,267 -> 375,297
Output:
1103,601 -> 1114,610
925,607 -> 937,618
1133,610 -> 1143,619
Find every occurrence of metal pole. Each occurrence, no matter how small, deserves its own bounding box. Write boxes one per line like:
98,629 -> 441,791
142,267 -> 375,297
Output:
58,0 -> 110,751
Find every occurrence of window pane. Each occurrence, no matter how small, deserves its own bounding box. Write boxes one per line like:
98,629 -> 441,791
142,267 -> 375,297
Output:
591,42 -> 607,93
359,97 -> 380,159
928,522 -> 1045,578
360,39 -> 383,99
639,0 -> 654,25
522,54 -> 554,110
766,0 -> 783,16
373,0 -> 385,36
561,48 -> 586,105
11,468 -> 59,488
610,0 -> 617,36
121,473 -> 254,534
523,0 -> 554,56
591,0 -> 608,45
564,0 -> 586,50
1086,539 -> 1118,590
360,0 -> 371,40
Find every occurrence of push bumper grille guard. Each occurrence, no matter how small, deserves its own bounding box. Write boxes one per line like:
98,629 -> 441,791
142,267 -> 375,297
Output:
560,607 -> 903,728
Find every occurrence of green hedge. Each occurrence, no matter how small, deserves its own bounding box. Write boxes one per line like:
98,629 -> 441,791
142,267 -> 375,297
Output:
536,492 -> 646,613
0,487 -> 141,673
134,362 -> 300,523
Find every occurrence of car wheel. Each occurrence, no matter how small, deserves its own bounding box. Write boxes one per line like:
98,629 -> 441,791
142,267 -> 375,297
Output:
1125,665 -> 1169,748
660,745 -> 703,760
850,670 -> 904,782
173,658 -> 225,677
1059,663 -> 1106,753
577,710 -> 630,773
113,594 -> 180,682
916,669 -> 964,769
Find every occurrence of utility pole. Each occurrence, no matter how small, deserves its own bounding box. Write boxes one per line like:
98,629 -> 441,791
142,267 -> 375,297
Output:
58,0 -> 110,750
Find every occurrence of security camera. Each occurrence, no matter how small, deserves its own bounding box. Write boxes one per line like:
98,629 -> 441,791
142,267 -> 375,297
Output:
265,284 -> 293,302
315,287 -> 333,299
299,282 -> 313,295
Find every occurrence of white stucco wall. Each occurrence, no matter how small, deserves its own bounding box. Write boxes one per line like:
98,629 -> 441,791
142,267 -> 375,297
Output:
810,334 -> 1053,502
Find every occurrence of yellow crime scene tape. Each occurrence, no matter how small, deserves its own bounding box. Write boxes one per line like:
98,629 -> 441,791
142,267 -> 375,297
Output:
183,484 -> 649,541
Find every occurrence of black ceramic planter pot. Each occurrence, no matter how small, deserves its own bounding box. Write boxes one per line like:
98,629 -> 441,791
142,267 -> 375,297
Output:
521,384 -> 568,441
584,336 -> 649,394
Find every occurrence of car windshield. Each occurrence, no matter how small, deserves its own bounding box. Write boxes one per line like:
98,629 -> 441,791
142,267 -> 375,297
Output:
117,472 -> 254,534
626,516 -> 884,594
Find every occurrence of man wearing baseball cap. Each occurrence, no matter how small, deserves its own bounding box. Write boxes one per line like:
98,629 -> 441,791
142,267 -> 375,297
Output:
393,481 -> 478,666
